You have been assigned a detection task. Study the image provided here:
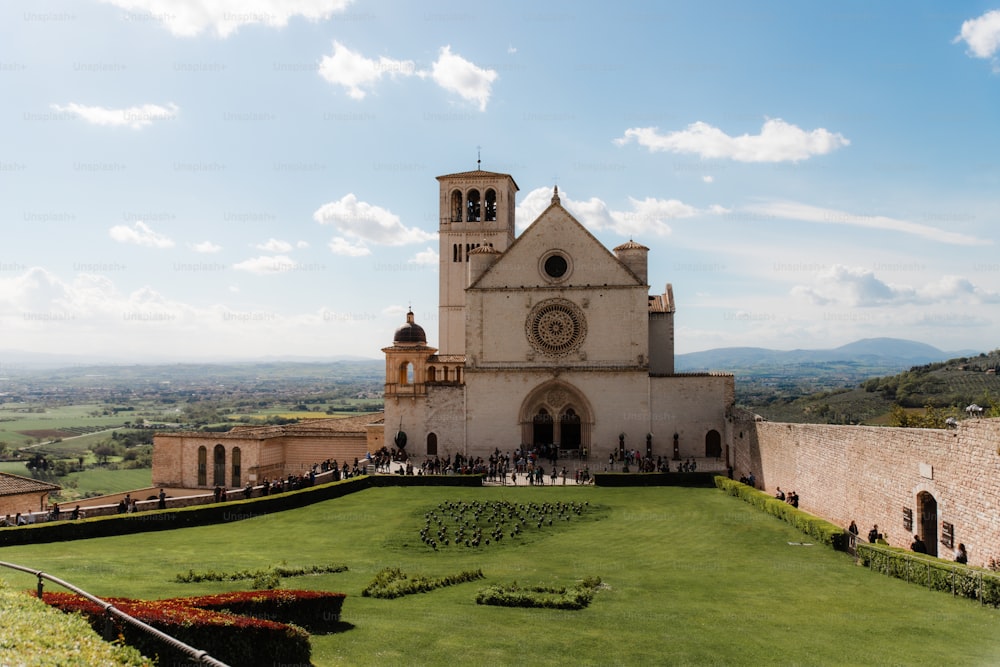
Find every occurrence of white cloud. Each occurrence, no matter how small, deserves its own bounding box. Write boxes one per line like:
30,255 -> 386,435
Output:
744,200 -> 982,245
515,186 -> 724,236
191,241 -> 222,253
955,9 -> 1000,70
615,118 -> 849,162
791,264 -> 1000,307
431,46 -> 497,111
232,255 -> 297,274
256,238 -> 293,253
296,240 -> 309,249
313,193 -> 435,245
702,175 -> 714,183
328,237 -> 371,257
409,247 -> 439,265
109,221 -> 175,248
51,102 -> 178,129
97,0 -> 353,38
318,41 -> 422,100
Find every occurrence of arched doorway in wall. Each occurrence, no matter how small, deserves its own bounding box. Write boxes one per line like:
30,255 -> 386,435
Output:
213,444 -> 226,487
427,432 -> 438,456
519,381 -> 593,455
533,409 -> 554,446
917,491 -> 938,557
705,430 -> 722,458
560,409 -> 582,448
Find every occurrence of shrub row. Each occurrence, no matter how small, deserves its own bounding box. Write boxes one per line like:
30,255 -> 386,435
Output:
714,476 -> 847,550
475,576 -> 602,610
856,543 -> 1000,606
361,567 -> 485,599
174,562 -> 349,588
41,588 -> 345,665
594,472 -> 717,487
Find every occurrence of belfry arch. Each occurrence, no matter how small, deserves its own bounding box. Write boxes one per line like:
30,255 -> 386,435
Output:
519,381 -> 593,452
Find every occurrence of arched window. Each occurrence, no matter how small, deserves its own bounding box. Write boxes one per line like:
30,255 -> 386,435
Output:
427,432 -> 438,456
197,446 -> 207,486
213,444 -> 226,487
466,189 -> 481,221
450,190 -> 462,222
232,447 -> 242,487
427,366 -> 437,382
485,189 -> 497,221
399,361 -> 415,386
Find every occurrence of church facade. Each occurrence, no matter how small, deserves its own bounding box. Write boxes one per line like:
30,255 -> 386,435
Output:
381,168 -> 736,464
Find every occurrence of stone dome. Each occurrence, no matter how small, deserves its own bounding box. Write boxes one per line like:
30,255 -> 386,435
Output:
393,310 -> 426,345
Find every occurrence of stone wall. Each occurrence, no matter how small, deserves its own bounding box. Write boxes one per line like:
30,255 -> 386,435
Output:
733,416 -> 1000,567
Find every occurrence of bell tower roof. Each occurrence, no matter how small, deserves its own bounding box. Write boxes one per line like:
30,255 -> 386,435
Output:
393,310 -> 427,345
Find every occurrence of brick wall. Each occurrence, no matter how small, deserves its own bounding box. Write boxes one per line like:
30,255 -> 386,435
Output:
733,416 -> 1000,567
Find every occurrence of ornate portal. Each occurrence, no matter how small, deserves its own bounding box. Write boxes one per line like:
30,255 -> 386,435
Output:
525,298 -> 587,357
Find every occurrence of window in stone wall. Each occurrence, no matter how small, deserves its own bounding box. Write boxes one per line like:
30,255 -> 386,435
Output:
942,522 -> 954,549
903,506 -> 913,532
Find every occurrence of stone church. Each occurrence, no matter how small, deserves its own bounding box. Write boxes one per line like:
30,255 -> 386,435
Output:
382,167 -> 735,463
152,166 -> 735,489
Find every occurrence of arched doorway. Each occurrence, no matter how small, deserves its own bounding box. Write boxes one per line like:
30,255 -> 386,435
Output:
917,491 -> 938,557
560,409 -> 581,448
533,409 -> 554,446
705,430 -> 722,458
519,381 -> 593,455
213,444 -> 226,487
427,432 -> 438,456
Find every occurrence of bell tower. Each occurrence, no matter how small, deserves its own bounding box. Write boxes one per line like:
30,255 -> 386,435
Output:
436,166 -> 518,356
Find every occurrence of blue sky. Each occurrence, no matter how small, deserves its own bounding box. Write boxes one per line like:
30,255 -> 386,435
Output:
1,0 -> 999,363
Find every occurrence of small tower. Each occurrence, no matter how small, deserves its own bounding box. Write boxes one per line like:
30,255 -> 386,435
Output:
382,310 -> 436,401
613,239 -> 649,285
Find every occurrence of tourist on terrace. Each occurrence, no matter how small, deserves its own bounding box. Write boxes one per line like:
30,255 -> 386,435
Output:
955,543 -> 968,564
910,534 -> 927,554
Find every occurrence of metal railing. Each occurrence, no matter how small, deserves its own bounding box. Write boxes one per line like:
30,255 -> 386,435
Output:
0,559 -> 229,666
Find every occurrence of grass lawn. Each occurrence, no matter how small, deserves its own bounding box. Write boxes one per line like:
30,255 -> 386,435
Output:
1,485 -> 998,666
55,467 -> 153,501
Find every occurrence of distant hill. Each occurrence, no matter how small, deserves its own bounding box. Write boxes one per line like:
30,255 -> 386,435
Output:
676,338 -> 963,372
747,347 -> 1000,425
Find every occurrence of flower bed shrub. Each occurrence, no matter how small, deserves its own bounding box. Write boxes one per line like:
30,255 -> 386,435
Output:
476,576 -> 602,610
361,567 -> 485,599
856,543 -> 1000,606
42,589 -> 324,666
714,476 -> 847,550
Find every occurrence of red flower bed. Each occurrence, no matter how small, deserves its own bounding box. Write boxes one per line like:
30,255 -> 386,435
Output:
171,589 -> 346,633
40,589 -> 344,666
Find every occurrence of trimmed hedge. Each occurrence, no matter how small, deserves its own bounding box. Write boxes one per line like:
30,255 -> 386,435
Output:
171,588 -> 347,633
856,543 -> 1000,607
594,472 -> 716,487
42,589 -> 316,666
714,476 -> 847,550
174,562 -> 349,589
0,473 -> 485,547
361,567 -> 485,599
476,576 -> 602,610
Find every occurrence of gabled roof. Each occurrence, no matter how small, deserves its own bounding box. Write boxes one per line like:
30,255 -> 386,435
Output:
469,197 -> 646,289
0,472 -> 60,497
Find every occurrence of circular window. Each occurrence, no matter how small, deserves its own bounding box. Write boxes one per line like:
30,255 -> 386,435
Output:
526,299 -> 587,357
539,251 -> 572,283
544,254 -> 568,278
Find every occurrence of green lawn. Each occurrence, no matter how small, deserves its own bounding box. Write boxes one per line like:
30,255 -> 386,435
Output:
1,485 -> 998,666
